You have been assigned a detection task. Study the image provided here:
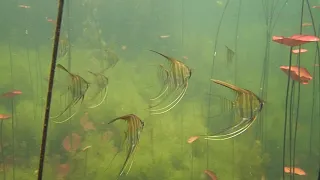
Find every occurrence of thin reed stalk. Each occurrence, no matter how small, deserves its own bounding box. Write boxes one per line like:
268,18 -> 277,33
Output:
36,0 -> 65,179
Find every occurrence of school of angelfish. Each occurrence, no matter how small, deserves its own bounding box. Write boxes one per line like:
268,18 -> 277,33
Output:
1,2 -> 320,180
51,36 -> 319,180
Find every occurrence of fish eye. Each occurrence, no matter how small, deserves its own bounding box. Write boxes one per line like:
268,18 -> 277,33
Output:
260,102 -> 264,110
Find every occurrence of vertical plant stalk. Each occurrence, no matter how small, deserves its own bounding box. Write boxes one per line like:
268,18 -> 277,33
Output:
181,0 -> 184,49
34,43 -> 44,169
180,108 -> 184,153
291,2 -> 305,180
190,151 -> 193,180
148,104 -> 155,163
232,1 -> 242,179
190,103 -> 197,180
35,45 -> 43,107
305,0 -> 320,160
206,0 -> 231,169
258,0 -> 276,150
34,31 -> 44,131
66,0 -> 73,157
84,150 -> 88,176
150,127 -> 155,163
282,47 -> 293,180
21,6 -> 36,180
0,120 -> 6,180
288,81 -> 295,180
180,0 -> 185,165
66,0 -> 72,71
260,0 -> 290,153
23,3 -> 37,136
10,99 -> 15,180
8,31 -> 15,180
36,0 -> 65,179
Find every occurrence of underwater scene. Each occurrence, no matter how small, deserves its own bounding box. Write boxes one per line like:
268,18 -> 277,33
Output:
0,0 -> 320,180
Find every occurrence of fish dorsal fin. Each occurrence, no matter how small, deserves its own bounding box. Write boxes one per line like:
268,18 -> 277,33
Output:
211,79 -> 247,94
57,64 -> 72,76
150,50 -> 180,64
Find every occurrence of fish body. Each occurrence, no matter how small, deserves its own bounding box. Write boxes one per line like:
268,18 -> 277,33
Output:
107,114 -> 144,179
50,64 -> 90,123
212,79 -> 264,121
188,79 -> 264,142
87,70 -> 109,109
148,50 -> 191,114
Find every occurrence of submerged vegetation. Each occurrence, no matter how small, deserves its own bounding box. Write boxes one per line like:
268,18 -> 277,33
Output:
0,0 -> 319,180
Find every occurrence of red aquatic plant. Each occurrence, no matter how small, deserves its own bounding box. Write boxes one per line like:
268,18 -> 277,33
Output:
0,114 -> 11,120
272,35 -> 319,47
57,163 -> 70,178
79,112 -> 96,131
302,23 -> 312,27
0,163 -> 10,172
284,166 -> 306,176
187,136 -> 199,144
0,114 -> 11,153
62,133 -> 81,152
204,169 -> 218,180
292,48 -> 308,54
280,66 -> 312,84
1,90 -> 22,98
45,17 -> 56,24
101,130 -> 113,141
